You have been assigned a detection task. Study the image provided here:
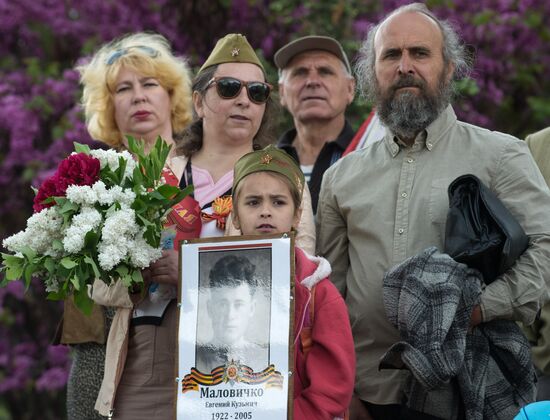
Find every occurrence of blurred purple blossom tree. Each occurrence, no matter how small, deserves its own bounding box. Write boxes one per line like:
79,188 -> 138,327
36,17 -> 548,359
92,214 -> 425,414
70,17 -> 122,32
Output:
1,0 -> 549,418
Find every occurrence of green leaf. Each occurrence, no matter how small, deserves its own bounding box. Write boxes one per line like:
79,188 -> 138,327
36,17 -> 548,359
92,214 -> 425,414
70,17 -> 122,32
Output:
52,240 -> 64,251
59,199 -> 80,215
23,263 -> 37,288
132,165 -> 144,186
156,184 -> 181,199
84,256 -> 101,279
44,257 -> 56,274
74,142 -> 91,154
131,269 -> 143,285
83,231 -> 100,250
53,196 -> 67,207
116,156 -> 127,182
99,168 -> 119,187
73,288 -> 95,315
126,135 -> 145,161
76,263 -> 88,286
167,185 -> 194,207
120,273 -> 133,288
20,246 -> 37,261
129,135 -> 171,186
47,289 -> 67,301
60,257 -> 78,269
115,265 -> 129,277
143,226 -> 159,248
131,197 -> 147,213
136,214 -> 154,228
2,252 -> 26,266
115,264 -> 133,288
70,273 -> 80,291
5,263 -> 24,281
148,190 -> 167,201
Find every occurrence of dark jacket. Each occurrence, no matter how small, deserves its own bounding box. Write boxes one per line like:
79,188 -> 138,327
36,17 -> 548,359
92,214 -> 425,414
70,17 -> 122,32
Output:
381,247 -> 535,419
278,121 -> 354,213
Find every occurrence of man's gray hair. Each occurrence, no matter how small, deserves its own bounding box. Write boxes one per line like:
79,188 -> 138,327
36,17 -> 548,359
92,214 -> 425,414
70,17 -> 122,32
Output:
355,2 -> 472,101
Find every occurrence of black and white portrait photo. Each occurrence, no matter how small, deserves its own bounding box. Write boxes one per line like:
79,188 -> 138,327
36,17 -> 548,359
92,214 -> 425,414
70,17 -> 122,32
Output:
195,248 -> 272,373
177,235 -> 293,420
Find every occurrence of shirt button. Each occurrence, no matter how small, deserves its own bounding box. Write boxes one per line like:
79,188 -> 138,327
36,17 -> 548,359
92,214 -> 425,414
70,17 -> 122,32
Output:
398,228 -> 404,234
427,143 -> 433,148
401,192 -> 408,198
407,158 -> 414,163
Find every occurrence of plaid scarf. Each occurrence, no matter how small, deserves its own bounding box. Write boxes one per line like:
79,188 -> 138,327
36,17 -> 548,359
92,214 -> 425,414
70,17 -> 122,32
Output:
381,247 -> 535,419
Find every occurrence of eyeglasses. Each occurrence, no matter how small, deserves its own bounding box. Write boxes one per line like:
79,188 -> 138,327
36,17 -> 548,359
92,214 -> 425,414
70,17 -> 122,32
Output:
206,77 -> 272,104
106,45 -> 159,65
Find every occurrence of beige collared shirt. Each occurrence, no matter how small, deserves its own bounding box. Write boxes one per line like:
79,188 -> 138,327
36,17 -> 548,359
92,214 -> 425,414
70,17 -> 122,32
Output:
317,105 -> 550,404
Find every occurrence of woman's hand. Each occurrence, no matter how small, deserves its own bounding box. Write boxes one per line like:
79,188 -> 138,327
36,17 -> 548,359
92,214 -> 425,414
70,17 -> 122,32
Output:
148,249 -> 179,286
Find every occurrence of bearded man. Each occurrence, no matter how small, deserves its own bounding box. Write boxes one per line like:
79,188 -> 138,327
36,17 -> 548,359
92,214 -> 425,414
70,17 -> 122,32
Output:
316,3 -> 550,419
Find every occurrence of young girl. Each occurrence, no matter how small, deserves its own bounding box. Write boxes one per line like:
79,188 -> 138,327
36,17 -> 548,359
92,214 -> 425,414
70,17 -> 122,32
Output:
231,145 -> 355,419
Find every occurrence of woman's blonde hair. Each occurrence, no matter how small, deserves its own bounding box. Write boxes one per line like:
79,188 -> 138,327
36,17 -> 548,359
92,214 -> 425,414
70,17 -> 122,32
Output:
77,32 -> 193,149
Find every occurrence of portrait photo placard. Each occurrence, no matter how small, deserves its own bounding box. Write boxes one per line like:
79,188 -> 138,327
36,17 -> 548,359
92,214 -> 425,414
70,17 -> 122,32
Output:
176,234 -> 294,420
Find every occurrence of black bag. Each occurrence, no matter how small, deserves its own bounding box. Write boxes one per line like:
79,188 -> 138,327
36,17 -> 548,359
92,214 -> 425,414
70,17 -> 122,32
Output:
444,174 -> 528,284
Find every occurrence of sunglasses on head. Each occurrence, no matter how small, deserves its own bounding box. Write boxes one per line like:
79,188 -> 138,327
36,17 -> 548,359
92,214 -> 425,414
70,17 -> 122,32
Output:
206,77 -> 272,104
106,45 -> 159,65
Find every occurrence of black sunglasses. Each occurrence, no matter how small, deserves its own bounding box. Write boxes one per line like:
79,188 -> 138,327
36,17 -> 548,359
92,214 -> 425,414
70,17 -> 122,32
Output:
206,77 -> 272,104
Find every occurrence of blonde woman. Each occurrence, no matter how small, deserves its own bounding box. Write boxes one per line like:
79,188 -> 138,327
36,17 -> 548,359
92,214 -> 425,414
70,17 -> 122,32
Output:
64,31 -> 192,420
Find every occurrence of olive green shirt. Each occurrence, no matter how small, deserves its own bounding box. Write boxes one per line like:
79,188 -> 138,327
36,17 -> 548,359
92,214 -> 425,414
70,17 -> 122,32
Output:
317,106 -> 550,404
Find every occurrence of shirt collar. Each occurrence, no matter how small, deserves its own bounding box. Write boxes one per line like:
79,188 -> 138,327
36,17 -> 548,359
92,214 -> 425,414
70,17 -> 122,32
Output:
277,120 -> 354,151
383,105 -> 457,157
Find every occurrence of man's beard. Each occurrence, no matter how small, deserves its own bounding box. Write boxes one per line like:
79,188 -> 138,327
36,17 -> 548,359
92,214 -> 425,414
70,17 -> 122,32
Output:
376,71 -> 452,141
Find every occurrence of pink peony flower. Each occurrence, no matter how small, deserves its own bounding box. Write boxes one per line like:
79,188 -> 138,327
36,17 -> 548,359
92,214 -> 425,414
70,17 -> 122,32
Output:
56,153 -> 100,187
32,153 -> 100,213
33,175 -> 65,212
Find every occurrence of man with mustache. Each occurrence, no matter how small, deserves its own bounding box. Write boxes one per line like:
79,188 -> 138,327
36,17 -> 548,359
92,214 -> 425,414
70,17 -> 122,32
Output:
274,36 -> 356,214
316,3 -> 550,419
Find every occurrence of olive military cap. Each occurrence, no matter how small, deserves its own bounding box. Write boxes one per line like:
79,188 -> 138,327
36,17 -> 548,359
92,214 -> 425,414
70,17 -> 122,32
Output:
233,145 -> 304,197
199,33 -> 264,74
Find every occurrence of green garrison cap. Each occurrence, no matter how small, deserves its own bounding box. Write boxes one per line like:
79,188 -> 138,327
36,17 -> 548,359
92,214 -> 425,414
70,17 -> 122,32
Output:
233,145 -> 305,196
199,33 -> 264,74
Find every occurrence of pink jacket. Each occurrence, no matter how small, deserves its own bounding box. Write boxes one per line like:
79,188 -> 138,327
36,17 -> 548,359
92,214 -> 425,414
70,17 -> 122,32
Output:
293,247 -> 355,420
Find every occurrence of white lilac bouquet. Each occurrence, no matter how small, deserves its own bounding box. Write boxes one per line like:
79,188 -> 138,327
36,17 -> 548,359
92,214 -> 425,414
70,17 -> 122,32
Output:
1,136 -> 191,314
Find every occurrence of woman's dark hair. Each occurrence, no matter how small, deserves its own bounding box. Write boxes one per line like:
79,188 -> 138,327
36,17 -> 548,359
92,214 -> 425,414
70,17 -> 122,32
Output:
176,64 -> 279,157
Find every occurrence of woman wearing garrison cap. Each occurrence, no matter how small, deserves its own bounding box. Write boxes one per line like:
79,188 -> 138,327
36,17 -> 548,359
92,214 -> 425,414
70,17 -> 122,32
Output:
175,33 -> 315,249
